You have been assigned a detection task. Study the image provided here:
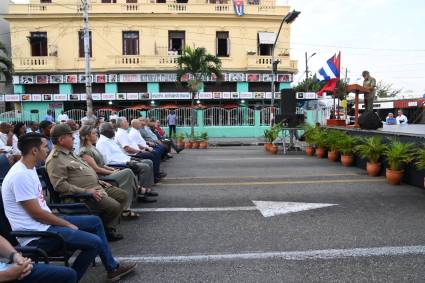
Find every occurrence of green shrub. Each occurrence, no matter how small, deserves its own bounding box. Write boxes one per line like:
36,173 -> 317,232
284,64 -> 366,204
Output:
384,139 -> 415,171
337,134 -> 358,155
355,136 -> 386,164
416,147 -> 425,170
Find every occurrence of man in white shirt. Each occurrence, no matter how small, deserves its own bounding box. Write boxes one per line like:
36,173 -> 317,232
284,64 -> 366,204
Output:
116,118 -> 164,183
0,123 -> 13,146
57,110 -> 69,123
109,111 -> 119,122
1,133 -> 136,282
396,109 -> 408,125
97,122 -> 158,200
66,120 -> 80,154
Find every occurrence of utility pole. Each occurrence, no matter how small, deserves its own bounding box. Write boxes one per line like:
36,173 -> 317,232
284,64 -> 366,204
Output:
82,0 -> 93,121
305,52 -> 308,80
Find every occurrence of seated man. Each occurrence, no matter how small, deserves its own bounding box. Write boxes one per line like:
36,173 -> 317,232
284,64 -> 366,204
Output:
139,117 -> 168,159
385,113 -> 397,125
66,120 -> 81,155
0,234 -> 77,283
39,120 -> 53,153
96,122 -> 158,200
45,124 -> 128,241
116,118 -> 164,183
1,133 -> 136,282
396,109 -> 408,125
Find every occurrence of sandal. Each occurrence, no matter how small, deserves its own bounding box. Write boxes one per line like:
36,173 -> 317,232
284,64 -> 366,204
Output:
122,210 -> 139,219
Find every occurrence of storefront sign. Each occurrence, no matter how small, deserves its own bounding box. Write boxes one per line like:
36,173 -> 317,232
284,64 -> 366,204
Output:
42,94 -> 52,101
54,94 -> 68,101
5,95 -> 20,102
198,92 -> 212,99
240,92 -> 253,99
50,75 -> 64,84
120,74 -> 140,83
36,75 -> 49,84
69,94 -> 80,101
116,93 -> 126,100
151,92 -> 191,100
101,93 -> 115,100
95,74 -> 107,83
127,93 -> 139,100
21,94 -> 31,101
20,76 -> 34,84
31,94 -> 42,101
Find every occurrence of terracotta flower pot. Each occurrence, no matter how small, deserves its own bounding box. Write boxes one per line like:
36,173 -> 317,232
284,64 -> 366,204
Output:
192,142 -> 200,149
306,146 -> 315,156
367,162 -> 381,177
199,141 -> 208,149
264,143 -> 272,152
177,141 -> 185,148
327,150 -> 339,162
269,145 -> 278,154
184,141 -> 193,149
316,147 -> 327,158
340,154 -> 354,167
386,168 -> 404,185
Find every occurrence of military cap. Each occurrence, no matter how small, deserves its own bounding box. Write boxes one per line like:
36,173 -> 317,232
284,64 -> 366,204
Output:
50,123 -> 73,138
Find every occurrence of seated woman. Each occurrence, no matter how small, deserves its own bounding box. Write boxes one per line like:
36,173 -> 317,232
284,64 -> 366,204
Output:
153,120 -> 183,154
79,125 -> 140,219
385,113 -> 397,125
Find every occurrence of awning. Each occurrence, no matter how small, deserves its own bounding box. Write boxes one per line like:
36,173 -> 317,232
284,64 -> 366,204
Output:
258,32 -> 276,45
160,104 -> 178,109
128,105 -> 152,110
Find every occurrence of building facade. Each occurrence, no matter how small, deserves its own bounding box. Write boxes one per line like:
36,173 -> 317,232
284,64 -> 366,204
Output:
4,0 -> 297,120
0,1 -> 11,111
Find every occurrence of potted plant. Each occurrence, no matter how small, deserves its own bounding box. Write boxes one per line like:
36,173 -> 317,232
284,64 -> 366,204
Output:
415,147 -> 425,188
337,134 -> 357,166
184,133 -> 193,149
192,133 -> 201,149
199,132 -> 209,149
325,130 -> 344,162
263,129 -> 273,152
176,133 -> 185,149
355,136 -> 386,176
384,139 -> 415,185
312,128 -> 327,158
302,124 -> 316,156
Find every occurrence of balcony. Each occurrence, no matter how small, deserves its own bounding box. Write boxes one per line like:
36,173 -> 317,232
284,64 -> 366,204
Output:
8,0 -> 288,17
112,55 -> 179,70
247,55 -> 297,71
14,57 -> 57,71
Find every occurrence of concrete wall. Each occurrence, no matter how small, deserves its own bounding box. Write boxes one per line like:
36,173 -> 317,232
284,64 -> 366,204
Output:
0,1 -> 11,111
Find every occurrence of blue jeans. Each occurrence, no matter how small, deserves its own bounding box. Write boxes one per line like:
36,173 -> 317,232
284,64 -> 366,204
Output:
28,215 -> 118,281
14,264 -> 77,283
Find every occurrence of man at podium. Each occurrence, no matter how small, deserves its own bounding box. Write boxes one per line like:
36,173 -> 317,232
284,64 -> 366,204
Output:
362,71 -> 377,111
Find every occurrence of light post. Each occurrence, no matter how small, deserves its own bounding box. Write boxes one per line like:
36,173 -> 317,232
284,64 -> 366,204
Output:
270,10 -> 300,126
305,52 -> 316,80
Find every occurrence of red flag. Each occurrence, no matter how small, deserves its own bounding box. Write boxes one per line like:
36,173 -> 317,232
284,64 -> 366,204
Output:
317,52 -> 341,96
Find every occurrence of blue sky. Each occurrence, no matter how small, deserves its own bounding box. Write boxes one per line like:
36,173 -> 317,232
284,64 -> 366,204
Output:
287,0 -> 425,94
9,0 -> 425,94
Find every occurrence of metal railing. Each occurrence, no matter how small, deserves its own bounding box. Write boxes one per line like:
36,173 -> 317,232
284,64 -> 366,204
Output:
260,107 -> 281,126
147,107 -> 196,127
64,109 -> 86,123
117,109 -> 142,121
0,110 -> 40,125
204,107 -> 254,126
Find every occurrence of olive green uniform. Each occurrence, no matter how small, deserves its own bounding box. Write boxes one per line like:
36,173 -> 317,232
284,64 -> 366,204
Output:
363,76 -> 376,112
46,146 -> 128,230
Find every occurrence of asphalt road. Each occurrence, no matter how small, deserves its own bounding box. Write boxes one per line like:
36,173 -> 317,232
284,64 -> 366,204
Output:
82,147 -> 425,283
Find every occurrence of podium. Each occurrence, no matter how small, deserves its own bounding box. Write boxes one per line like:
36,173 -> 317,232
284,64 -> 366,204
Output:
346,84 -> 370,128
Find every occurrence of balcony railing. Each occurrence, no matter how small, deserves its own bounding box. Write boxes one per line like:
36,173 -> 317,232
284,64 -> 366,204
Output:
14,57 -> 57,71
10,0 -> 288,16
247,55 -> 297,71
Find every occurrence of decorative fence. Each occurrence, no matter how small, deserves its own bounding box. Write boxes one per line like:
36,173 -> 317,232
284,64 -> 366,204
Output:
64,109 -> 86,123
147,108 -> 196,127
117,109 -> 142,122
0,110 -> 41,126
204,107 -> 255,126
259,107 -> 281,126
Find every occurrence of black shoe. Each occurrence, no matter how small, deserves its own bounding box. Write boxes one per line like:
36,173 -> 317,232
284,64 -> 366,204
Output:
146,191 -> 158,197
176,148 -> 184,154
138,195 -> 157,203
159,172 -> 167,178
106,230 -> 124,242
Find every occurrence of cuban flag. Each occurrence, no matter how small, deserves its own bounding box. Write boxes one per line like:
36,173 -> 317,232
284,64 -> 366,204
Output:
317,52 -> 341,96
233,0 -> 244,16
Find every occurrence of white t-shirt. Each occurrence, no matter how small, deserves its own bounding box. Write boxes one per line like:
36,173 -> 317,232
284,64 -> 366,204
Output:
0,133 -> 8,145
115,128 -> 139,150
12,135 -> 21,155
96,135 -> 131,165
109,114 -> 119,121
396,114 -> 408,125
1,161 -> 51,246
129,128 -> 148,148
73,132 -> 80,155
57,114 -> 69,123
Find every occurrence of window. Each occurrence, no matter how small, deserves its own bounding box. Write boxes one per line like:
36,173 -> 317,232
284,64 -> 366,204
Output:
126,0 -> 137,3
123,31 -> 139,56
40,0 -> 52,3
29,32 -> 48,57
257,32 -> 275,56
78,31 -> 92,58
101,0 -> 117,3
216,31 -> 229,57
168,31 -> 185,55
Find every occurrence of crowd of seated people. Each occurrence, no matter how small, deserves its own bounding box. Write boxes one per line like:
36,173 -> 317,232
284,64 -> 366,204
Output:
0,114 -> 183,282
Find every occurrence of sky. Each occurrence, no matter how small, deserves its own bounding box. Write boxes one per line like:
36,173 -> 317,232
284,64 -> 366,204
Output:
8,0 -> 425,95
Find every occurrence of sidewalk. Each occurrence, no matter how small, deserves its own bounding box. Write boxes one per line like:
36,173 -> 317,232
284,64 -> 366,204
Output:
208,137 -> 266,146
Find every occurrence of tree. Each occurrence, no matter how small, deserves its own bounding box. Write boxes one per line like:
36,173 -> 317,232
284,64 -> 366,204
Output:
376,81 -> 402,98
0,41 -> 13,85
293,75 -> 323,93
176,46 -> 223,137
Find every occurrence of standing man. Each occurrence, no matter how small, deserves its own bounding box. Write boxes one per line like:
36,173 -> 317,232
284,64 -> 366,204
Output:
66,119 -> 80,155
167,110 -> 177,138
57,110 -> 69,123
396,109 -> 408,125
362,71 -> 376,112
43,110 -> 54,123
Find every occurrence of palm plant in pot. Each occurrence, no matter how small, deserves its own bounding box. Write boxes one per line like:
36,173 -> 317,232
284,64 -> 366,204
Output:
384,139 -> 415,185
263,129 -> 274,152
184,133 -> 194,149
355,136 -> 386,176
176,133 -> 185,149
199,132 -> 209,149
337,134 -> 357,166
312,128 -> 328,158
302,124 -> 317,156
325,130 -> 345,162
192,133 -> 201,149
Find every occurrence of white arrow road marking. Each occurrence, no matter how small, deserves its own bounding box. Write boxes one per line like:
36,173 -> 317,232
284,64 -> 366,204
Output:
132,201 -> 338,218
252,201 -> 337,218
111,245 -> 425,263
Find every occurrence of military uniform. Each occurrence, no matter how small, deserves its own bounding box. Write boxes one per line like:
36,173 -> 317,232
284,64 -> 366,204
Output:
363,76 -> 376,112
46,124 -> 128,230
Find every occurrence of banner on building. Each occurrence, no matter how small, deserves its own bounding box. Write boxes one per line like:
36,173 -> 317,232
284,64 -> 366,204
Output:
151,92 -> 191,100
116,93 -> 126,100
21,94 -> 31,101
31,94 -> 42,101
5,95 -> 20,102
54,94 -> 67,101
20,76 -> 34,84
36,75 -> 49,84
69,94 -> 80,101
50,75 -> 64,84
101,93 -> 115,100
139,93 -> 150,100
95,74 -> 107,84
119,74 -> 140,83
127,93 -> 139,100
42,94 -> 53,101
240,92 -> 253,99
